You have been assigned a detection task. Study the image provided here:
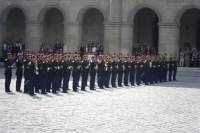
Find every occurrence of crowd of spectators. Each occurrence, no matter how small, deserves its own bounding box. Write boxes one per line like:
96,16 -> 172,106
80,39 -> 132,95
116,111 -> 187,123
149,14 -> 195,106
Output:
179,46 -> 200,67
132,43 -> 157,55
79,42 -> 103,59
2,40 -> 25,59
40,41 -> 64,54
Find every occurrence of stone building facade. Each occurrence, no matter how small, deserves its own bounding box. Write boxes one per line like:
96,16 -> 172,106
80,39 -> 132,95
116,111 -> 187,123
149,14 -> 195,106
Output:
0,0 -> 200,56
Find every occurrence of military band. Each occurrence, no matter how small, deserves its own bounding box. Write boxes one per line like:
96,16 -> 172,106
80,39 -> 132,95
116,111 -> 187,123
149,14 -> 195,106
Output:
4,51 -> 179,95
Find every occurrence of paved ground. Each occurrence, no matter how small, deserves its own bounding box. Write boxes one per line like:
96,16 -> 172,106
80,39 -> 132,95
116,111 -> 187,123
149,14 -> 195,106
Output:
0,68 -> 200,133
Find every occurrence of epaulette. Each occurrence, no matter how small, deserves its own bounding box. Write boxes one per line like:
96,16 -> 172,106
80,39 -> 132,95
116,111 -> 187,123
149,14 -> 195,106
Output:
5,59 -> 7,61
72,61 -> 74,63
16,60 -> 18,62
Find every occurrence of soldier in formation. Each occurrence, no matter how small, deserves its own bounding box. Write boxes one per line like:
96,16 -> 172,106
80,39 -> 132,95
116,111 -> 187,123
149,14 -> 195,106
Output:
4,51 -> 178,95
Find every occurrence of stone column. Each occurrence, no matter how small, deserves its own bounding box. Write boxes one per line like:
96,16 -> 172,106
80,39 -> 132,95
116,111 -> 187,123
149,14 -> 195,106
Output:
25,21 -> 43,52
63,21 -> 82,53
158,23 -> 180,57
104,22 -> 121,54
104,0 -> 122,54
121,22 -> 134,55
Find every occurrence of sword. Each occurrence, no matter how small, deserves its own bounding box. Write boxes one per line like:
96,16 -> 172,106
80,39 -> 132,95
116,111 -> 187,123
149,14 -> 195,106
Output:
24,80 -> 29,85
98,76 -> 101,81
140,73 -> 145,77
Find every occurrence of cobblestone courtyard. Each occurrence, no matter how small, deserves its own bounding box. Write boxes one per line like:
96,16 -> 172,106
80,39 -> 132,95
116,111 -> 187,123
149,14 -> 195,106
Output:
0,68 -> 200,133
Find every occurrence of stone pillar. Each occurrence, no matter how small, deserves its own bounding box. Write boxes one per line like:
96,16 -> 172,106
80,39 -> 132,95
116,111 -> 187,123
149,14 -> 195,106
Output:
104,0 -> 122,54
158,23 -> 180,57
104,22 -> 121,54
63,21 -> 82,53
121,22 -> 134,55
25,21 -> 43,52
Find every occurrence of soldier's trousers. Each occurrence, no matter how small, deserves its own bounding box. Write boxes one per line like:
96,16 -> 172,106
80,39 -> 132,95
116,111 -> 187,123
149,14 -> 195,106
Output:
111,73 -> 117,87
42,78 -> 47,94
136,73 -> 141,85
63,76 -> 70,92
155,72 -> 159,83
47,77 -> 51,92
144,73 -> 149,85
164,70 -> 167,82
99,75 -> 105,88
52,77 -> 58,93
169,70 -> 172,81
124,73 -> 129,86
28,78 -> 35,95
58,76 -> 62,88
105,74 -> 110,87
130,73 -> 135,85
118,73 -> 123,86
173,69 -> 177,80
16,75 -> 22,91
98,73 -> 101,87
5,76 -> 11,92
149,73 -> 154,84
73,76 -> 78,91
24,76 -> 29,93
35,76 -> 40,92
81,76 -> 87,90
90,74 -> 96,90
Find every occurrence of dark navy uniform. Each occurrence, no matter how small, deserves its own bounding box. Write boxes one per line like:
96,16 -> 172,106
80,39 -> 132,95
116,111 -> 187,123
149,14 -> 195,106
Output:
51,59 -> 59,93
81,60 -> 89,91
90,60 -> 97,90
41,61 -> 48,94
124,60 -> 130,86
118,60 -> 124,87
173,59 -> 177,81
136,61 -> 144,85
99,60 -> 105,89
62,60 -> 71,93
152,60 -> 157,84
168,59 -> 174,81
28,61 -> 36,95
111,60 -> 118,87
144,60 -> 150,85
105,61 -> 112,88
16,59 -> 23,91
24,58 -> 29,93
97,59 -> 102,87
130,60 -> 137,86
46,60 -> 52,92
72,60 -> 80,91
4,58 -> 13,92
35,59 -> 42,92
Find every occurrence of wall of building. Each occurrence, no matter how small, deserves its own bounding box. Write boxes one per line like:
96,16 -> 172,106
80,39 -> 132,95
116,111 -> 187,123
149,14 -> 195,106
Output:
0,0 -> 200,55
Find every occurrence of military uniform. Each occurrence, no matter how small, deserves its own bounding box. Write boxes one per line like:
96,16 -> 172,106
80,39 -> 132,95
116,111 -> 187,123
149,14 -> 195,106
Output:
118,59 -> 124,87
16,58 -> 23,91
28,60 -> 36,95
99,59 -> 105,89
51,59 -> 59,93
90,58 -> 97,90
173,58 -> 177,81
111,59 -> 118,87
136,59 -> 144,85
130,59 -> 137,86
81,59 -> 89,91
62,58 -> 71,93
105,60 -> 112,88
124,58 -> 130,86
41,60 -> 48,94
168,58 -> 174,81
23,57 -> 29,93
4,56 -> 13,92
72,59 -> 80,92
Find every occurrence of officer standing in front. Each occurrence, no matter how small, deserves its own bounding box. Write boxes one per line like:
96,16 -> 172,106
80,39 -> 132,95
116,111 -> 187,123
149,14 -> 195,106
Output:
5,52 -> 13,92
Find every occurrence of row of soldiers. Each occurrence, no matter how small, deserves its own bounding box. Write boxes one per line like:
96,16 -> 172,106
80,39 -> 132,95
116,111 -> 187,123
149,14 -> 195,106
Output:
4,51 -> 178,95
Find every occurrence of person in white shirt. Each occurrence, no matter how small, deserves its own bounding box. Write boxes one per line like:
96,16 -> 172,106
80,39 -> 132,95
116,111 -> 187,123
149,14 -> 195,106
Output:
92,46 -> 97,53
